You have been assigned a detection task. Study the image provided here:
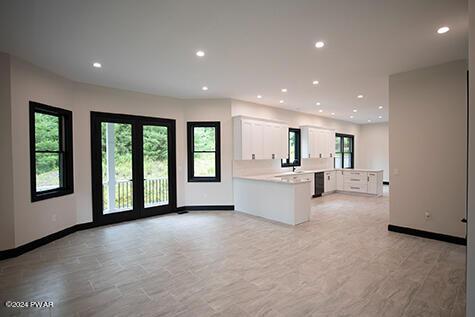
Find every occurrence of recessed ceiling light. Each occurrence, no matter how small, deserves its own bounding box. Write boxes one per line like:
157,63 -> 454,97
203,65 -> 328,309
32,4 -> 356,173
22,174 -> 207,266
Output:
350,115 -> 354,119
318,109 -> 323,113
378,115 -> 383,119
196,50 -> 205,57
257,95 -> 262,99
331,112 -> 335,115
279,100 -> 284,104
312,80 -> 319,85
93,62 -> 102,68
378,105 -> 383,109
353,109 -> 358,113
315,41 -> 325,48
437,26 -> 450,34
281,88 -> 287,93
357,94 -> 364,99
368,119 -> 372,123
316,102 -> 321,106
201,86 -> 208,91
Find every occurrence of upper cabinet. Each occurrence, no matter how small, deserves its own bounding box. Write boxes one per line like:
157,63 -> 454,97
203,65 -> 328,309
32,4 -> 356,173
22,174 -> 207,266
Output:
301,126 -> 335,159
234,117 -> 288,160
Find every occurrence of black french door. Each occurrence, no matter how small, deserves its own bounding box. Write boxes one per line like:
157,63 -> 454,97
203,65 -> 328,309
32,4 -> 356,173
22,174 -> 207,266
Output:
91,112 -> 176,225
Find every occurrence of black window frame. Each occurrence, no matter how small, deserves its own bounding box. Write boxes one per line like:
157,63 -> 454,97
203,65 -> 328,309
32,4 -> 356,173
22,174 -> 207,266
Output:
335,133 -> 354,169
281,128 -> 301,168
187,121 -> 221,182
29,101 -> 74,202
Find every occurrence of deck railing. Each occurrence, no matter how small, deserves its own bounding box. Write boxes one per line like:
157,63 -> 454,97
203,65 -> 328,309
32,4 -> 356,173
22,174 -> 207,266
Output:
103,177 -> 168,212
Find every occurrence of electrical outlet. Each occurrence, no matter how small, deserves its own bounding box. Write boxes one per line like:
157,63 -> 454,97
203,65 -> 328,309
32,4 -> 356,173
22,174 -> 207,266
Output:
425,211 -> 431,220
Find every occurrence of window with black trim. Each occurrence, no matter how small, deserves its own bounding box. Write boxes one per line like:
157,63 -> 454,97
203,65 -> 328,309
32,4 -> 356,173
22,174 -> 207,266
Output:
281,128 -> 301,167
335,133 -> 354,169
187,122 -> 221,182
30,101 -> 73,202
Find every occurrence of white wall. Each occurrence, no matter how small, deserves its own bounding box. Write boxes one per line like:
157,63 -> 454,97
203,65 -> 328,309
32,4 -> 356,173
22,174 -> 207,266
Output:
10,56 -> 77,246
4,55 -> 235,248
182,99 -> 234,206
467,0 -> 475,314
231,100 -> 361,176
72,82 -> 187,224
359,123 -> 389,182
389,60 -> 467,238
0,52 -> 15,250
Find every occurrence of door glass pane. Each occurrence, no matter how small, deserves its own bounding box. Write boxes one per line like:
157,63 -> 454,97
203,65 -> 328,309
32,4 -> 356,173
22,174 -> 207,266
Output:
194,127 -> 215,151
36,153 -> 60,191
143,125 -> 169,207
343,154 -> 352,168
194,153 -> 216,177
35,112 -> 60,151
101,122 -> 133,214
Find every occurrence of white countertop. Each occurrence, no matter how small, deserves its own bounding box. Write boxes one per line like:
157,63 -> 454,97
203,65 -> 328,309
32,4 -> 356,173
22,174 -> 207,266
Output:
233,168 -> 384,185
233,173 -> 312,184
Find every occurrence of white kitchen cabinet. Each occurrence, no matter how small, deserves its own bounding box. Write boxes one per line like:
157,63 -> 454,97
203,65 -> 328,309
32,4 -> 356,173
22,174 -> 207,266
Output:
233,117 -> 289,160
367,172 -> 383,195
301,126 -> 335,159
252,121 -> 265,159
324,171 -> 336,192
339,170 -> 383,195
336,170 -> 344,190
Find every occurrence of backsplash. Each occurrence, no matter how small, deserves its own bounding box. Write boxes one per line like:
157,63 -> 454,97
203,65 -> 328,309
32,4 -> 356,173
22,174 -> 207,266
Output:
233,158 -> 333,177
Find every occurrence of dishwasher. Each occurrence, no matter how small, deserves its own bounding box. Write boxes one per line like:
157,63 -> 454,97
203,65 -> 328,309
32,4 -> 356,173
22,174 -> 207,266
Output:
314,172 -> 324,197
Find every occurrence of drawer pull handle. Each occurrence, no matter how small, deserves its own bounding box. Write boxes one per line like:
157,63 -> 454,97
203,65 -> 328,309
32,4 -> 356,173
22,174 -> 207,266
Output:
351,186 -> 359,189
350,179 -> 360,181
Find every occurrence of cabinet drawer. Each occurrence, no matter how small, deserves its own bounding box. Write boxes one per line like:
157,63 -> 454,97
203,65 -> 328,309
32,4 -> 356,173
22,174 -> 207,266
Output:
344,172 -> 367,184
344,183 -> 368,193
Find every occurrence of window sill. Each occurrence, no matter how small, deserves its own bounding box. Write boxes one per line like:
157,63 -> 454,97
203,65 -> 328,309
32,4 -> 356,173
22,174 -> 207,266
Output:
187,177 -> 221,183
32,188 -> 74,202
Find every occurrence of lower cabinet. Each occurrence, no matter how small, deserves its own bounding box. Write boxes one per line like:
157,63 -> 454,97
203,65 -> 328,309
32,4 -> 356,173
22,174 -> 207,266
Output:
367,172 -> 382,195
336,170 -> 344,190
340,170 -> 383,195
324,171 -> 336,192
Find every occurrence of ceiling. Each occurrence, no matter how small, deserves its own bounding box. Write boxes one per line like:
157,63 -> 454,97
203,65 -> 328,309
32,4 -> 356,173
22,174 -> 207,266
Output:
0,0 -> 468,124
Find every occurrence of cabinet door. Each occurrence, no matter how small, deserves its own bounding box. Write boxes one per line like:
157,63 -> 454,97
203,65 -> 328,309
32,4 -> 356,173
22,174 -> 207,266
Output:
241,120 -> 253,160
263,123 -> 273,159
324,172 -> 332,192
317,130 -> 327,158
279,125 -> 288,159
328,131 -> 336,159
251,121 -> 264,159
367,173 -> 377,194
308,129 -> 316,158
336,170 -> 344,190
330,172 -> 336,191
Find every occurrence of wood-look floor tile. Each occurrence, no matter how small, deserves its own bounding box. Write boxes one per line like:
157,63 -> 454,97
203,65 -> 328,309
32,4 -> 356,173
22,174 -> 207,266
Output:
0,186 -> 466,316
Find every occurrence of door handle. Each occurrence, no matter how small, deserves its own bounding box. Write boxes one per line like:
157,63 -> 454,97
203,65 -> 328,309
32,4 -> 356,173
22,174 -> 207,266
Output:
462,218 -> 467,223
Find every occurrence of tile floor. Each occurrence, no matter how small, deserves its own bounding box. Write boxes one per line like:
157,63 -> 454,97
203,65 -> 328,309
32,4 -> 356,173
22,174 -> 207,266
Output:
0,187 -> 466,316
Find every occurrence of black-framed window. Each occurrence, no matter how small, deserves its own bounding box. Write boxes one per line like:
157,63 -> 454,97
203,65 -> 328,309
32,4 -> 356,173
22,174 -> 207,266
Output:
29,101 -> 73,202
187,122 -> 221,182
335,133 -> 354,169
281,128 -> 301,167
